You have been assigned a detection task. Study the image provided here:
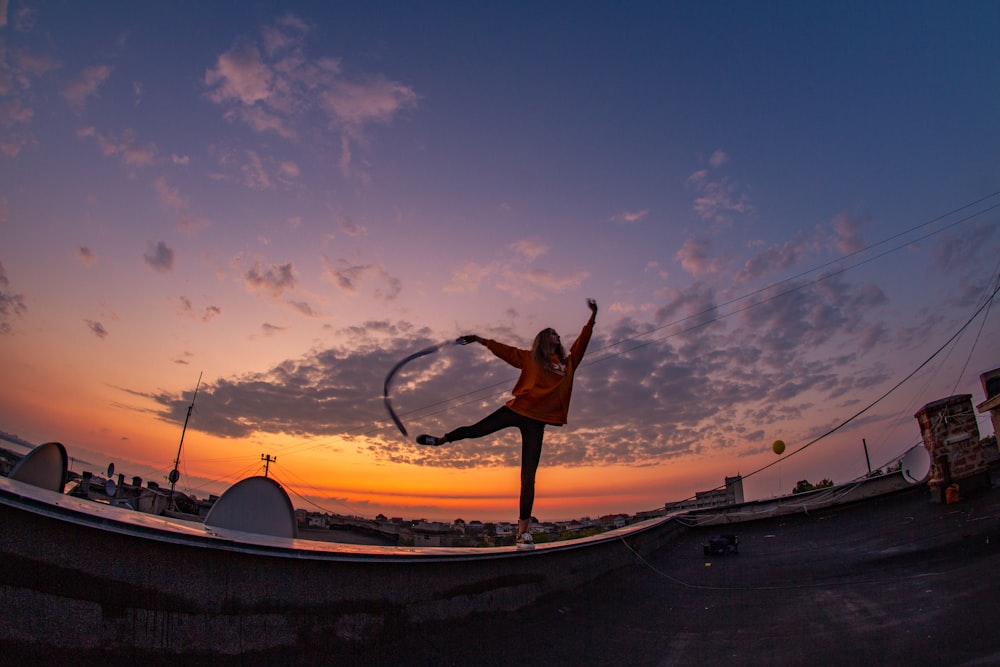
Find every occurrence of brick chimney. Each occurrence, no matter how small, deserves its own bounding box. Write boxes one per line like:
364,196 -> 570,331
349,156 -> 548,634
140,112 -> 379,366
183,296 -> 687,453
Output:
914,394 -> 989,503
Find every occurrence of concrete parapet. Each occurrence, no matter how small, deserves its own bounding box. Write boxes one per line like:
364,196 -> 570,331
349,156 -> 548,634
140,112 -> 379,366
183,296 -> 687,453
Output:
0,476 -> 682,659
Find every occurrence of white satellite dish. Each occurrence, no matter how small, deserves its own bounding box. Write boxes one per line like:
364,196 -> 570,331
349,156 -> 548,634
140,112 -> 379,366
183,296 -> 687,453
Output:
204,476 -> 298,538
900,445 -> 931,484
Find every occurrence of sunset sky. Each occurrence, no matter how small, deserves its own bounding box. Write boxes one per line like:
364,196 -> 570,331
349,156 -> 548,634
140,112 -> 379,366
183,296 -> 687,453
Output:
1,1 -> 999,523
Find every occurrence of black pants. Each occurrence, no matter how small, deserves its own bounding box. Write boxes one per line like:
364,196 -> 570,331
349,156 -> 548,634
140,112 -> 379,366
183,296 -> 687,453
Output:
445,406 -> 546,520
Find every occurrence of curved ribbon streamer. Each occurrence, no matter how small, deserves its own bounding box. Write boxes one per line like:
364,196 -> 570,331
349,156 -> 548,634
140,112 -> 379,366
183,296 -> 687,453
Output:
383,338 -> 465,437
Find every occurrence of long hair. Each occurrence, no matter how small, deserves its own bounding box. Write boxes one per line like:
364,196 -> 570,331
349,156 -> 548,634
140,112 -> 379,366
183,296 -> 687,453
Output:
532,328 -> 567,368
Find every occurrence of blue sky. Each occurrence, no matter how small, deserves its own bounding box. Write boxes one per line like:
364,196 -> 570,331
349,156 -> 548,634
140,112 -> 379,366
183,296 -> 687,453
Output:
1,1 -> 998,521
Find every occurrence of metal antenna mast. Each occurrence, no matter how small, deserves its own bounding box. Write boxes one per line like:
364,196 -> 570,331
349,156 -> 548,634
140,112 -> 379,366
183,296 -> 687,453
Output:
169,372 -> 202,507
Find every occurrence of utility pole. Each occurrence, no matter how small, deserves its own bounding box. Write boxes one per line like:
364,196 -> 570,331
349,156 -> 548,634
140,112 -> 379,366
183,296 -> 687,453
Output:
261,453 -> 276,478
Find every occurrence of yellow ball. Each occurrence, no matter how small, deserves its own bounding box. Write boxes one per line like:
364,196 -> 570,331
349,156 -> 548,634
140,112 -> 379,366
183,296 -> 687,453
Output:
772,439 -> 786,455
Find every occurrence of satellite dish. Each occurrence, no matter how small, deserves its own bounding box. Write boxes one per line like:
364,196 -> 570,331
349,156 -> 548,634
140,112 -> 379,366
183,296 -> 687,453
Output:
107,462 -> 115,478
205,476 -> 298,538
901,445 -> 930,484
9,442 -> 68,493
104,478 -> 117,497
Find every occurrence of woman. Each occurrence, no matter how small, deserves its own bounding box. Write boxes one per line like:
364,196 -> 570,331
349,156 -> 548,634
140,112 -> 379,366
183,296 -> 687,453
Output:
417,298 -> 598,550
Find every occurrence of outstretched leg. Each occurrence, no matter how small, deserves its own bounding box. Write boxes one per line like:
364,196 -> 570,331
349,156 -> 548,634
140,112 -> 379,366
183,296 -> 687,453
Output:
420,406 -> 520,445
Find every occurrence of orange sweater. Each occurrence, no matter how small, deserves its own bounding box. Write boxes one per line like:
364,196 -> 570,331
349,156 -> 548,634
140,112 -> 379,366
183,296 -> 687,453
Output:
483,319 -> 594,425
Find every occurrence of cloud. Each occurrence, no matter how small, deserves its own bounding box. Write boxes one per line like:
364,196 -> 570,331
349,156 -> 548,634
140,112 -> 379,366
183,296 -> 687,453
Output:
10,5 -> 37,32
0,260 -> 27,334
318,74 -> 418,125
686,151 -> 751,226
674,237 -> 724,277
289,300 -> 316,317
733,235 -> 807,286
78,126 -> 157,172
204,15 -> 418,176
331,213 -> 366,237
143,241 -> 175,273
241,149 -> 272,189
154,176 -> 210,232
261,322 -> 286,336
177,296 -> 222,322
610,209 -> 649,224
444,242 -> 588,299
205,43 -> 272,106
63,65 -> 112,109
509,238 -> 548,261
322,259 -> 401,301
517,268 -> 590,293
709,149 -> 729,168
0,47 -> 60,156
244,260 -> 297,297
140,292 -> 892,471
830,211 -> 870,255
930,220 -> 999,277
76,246 -> 97,267
444,261 -> 498,294
85,319 -> 109,339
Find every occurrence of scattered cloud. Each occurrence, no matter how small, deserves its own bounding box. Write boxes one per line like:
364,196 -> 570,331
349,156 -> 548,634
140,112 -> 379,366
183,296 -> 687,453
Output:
0,45 -> 60,155
75,246 -> 97,267
674,237 -> 724,278
176,296 -> 222,322
610,209 -> 649,224
0,260 -> 27,334
143,276 -> 898,470
733,235 -> 807,286
509,238 -> 548,261
63,64 -> 112,109
333,213 -> 366,237
77,126 -> 157,172
153,176 -> 211,232
261,322 -> 286,336
204,15 -> 418,177
686,150 -> 751,227
85,319 -> 109,339
709,149 -> 729,168
244,260 -> 297,297
143,240 -> 175,273
444,261 -> 498,294
444,242 -> 588,299
322,258 -> 401,301
830,211 -> 870,255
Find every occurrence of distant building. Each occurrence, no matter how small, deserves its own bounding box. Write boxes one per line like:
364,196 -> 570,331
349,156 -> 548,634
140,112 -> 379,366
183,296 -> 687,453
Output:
976,368 -> 1000,455
665,475 -> 745,513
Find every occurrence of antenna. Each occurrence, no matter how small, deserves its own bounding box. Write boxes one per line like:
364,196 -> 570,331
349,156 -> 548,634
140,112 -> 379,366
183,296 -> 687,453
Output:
169,372 -> 202,508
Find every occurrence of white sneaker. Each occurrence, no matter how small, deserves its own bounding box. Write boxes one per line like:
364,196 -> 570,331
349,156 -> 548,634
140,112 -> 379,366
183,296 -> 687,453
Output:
516,532 -> 535,550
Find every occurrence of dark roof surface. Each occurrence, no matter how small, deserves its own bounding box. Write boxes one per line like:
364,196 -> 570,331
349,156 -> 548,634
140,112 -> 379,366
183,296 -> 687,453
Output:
349,480 -> 1000,667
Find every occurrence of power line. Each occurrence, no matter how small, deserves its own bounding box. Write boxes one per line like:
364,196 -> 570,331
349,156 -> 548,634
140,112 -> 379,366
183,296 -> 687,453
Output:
387,193 -> 1000,430
241,192 -> 1000,508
